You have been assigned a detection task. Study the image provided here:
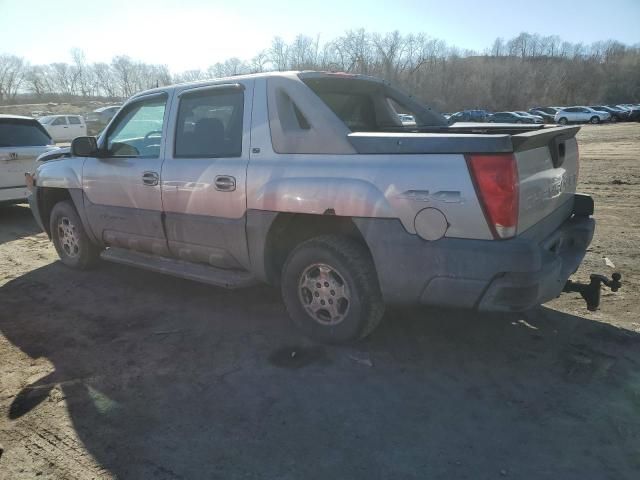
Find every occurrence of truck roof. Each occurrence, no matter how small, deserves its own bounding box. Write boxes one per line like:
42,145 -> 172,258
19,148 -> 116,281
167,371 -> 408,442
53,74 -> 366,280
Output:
130,71 -> 391,100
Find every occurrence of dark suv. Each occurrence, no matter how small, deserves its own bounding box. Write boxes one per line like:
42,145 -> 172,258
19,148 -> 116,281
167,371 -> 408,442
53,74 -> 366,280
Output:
85,105 -> 121,135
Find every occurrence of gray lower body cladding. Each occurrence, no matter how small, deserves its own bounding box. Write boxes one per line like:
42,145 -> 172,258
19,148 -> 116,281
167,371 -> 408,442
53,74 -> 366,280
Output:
354,205 -> 594,312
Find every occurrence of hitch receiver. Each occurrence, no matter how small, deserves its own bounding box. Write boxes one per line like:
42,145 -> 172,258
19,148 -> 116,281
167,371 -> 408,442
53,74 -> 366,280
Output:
563,273 -> 622,311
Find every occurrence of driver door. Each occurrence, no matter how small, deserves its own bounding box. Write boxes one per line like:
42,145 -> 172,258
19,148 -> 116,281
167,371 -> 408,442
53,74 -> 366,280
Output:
83,92 -> 171,255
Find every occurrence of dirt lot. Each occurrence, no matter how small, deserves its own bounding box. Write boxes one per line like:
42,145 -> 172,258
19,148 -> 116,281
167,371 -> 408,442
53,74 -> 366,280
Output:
1,123 -> 639,479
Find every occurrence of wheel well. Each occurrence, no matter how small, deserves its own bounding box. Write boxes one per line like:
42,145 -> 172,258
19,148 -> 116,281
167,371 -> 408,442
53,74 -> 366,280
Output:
263,213 -> 370,285
39,187 -> 72,235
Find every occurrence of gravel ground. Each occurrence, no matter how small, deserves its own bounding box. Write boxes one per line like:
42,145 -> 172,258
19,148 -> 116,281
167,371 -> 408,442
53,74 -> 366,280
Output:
0,123 -> 639,479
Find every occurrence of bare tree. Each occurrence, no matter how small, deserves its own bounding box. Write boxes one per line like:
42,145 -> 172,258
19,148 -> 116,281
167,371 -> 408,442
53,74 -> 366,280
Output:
0,54 -> 27,102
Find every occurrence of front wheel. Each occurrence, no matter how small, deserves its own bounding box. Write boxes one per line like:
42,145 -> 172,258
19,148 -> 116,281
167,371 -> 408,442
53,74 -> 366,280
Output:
281,235 -> 385,344
50,200 -> 99,269
590,116 -> 600,124
558,117 -> 568,125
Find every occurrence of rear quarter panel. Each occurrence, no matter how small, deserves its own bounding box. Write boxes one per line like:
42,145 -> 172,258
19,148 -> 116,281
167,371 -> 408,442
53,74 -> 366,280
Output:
247,76 -> 493,240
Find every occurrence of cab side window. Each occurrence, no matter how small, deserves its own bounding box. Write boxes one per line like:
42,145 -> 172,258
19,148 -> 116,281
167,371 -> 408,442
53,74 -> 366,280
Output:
52,117 -> 67,126
106,95 -> 167,158
174,88 -> 244,158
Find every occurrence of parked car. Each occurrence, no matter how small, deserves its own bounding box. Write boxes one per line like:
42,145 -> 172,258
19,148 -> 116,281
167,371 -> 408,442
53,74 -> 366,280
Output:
448,109 -> 490,123
398,113 -> 416,126
28,71 -> 605,343
38,115 -> 88,142
85,106 -> 121,135
554,107 -> 610,125
589,106 -> 630,122
0,115 -> 56,204
488,112 -> 537,123
514,111 -> 544,124
528,108 -> 557,123
612,105 -> 640,121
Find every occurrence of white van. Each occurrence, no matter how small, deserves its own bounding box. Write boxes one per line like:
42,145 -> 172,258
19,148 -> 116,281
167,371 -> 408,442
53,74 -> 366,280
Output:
38,115 -> 87,142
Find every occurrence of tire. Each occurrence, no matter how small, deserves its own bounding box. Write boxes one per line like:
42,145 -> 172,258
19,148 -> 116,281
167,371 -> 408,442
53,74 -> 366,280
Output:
281,235 -> 385,344
590,116 -> 600,124
50,200 -> 99,269
558,117 -> 568,125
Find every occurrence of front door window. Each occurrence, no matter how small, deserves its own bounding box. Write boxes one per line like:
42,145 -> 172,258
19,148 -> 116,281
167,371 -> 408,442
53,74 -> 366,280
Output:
106,95 -> 167,158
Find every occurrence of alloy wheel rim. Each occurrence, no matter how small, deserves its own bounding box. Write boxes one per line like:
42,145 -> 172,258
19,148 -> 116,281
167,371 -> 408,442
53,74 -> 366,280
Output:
298,263 -> 351,325
58,216 -> 80,258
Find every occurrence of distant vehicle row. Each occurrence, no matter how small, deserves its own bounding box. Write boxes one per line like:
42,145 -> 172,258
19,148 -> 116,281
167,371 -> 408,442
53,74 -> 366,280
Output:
447,104 -> 640,125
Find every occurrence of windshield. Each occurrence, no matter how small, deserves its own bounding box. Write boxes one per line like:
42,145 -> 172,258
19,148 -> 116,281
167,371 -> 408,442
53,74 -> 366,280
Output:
38,116 -> 54,124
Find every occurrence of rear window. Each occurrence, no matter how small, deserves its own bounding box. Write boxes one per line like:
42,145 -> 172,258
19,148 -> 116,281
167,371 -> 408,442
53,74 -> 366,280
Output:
313,91 -> 377,131
0,119 -> 52,147
301,76 -> 446,132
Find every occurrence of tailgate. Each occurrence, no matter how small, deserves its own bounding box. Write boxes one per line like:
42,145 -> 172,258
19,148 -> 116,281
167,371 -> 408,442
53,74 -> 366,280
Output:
0,146 -> 50,189
511,126 -> 581,235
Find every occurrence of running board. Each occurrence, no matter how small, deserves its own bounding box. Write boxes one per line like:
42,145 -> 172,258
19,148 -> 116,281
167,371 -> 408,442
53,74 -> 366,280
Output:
100,248 -> 258,289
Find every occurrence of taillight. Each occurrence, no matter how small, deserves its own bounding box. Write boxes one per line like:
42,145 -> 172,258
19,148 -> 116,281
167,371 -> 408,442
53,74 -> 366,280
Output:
466,153 -> 519,239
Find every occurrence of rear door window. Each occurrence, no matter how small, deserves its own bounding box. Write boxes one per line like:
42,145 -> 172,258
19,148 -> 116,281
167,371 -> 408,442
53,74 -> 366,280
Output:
68,116 -> 81,125
174,88 -> 244,158
0,119 -> 52,147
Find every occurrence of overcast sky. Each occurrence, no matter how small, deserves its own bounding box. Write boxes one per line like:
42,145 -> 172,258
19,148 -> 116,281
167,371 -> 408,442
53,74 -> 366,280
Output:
1,0 -> 639,72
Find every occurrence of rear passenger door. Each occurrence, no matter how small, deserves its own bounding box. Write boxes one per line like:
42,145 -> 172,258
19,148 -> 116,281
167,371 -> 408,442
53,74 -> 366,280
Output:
48,116 -> 69,142
161,81 -> 253,270
565,107 -> 581,122
67,116 -> 86,139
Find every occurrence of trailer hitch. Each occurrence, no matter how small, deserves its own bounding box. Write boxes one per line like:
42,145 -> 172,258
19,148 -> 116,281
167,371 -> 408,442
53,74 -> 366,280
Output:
563,273 -> 622,311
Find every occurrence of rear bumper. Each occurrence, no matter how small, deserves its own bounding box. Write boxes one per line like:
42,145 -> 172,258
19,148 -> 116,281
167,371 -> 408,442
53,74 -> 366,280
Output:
0,186 -> 29,204
476,215 -> 594,311
355,198 -> 595,311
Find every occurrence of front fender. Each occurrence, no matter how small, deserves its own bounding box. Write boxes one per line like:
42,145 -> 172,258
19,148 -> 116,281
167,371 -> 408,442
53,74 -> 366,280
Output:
35,157 -> 84,189
252,177 -> 395,218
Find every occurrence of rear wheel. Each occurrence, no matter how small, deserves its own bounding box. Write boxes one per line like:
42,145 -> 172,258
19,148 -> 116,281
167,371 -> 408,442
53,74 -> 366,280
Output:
590,116 -> 600,124
281,235 -> 384,344
558,117 -> 568,125
50,200 -> 99,269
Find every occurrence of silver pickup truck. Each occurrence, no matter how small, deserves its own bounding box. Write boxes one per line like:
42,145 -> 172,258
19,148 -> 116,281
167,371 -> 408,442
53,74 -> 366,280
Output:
27,71 -> 619,343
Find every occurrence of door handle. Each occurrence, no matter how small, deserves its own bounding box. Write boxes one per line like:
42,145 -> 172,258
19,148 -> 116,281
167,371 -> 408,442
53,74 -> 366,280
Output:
142,171 -> 159,186
214,175 -> 236,192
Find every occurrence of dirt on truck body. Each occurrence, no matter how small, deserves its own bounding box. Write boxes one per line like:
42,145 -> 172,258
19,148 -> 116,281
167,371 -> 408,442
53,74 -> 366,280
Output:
0,123 -> 639,479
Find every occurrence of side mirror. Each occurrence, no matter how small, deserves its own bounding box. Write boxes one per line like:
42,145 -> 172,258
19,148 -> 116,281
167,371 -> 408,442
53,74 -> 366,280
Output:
71,136 -> 99,157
